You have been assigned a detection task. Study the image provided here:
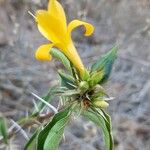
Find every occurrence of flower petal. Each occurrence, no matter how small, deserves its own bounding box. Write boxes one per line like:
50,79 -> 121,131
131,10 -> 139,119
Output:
67,19 -> 94,37
36,10 -> 67,43
64,41 -> 85,76
35,44 -> 54,61
48,0 -> 67,32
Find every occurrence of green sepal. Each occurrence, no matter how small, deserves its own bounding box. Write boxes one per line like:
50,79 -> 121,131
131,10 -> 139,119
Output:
0,117 -> 8,144
58,70 -> 75,89
88,71 -> 104,87
79,81 -> 89,92
50,48 -> 72,72
91,85 -> 108,99
81,69 -> 90,81
91,46 -> 118,84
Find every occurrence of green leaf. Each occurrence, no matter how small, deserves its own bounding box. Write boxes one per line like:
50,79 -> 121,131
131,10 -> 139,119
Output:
58,70 -> 75,89
37,107 -> 72,150
82,109 -> 113,150
91,46 -> 118,84
0,117 -> 8,144
96,109 -> 113,148
24,129 -> 40,150
50,48 -> 72,72
43,113 -> 70,150
101,109 -> 112,133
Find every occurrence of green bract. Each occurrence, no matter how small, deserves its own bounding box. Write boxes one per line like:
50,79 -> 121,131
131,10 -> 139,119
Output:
91,46 -> 118,84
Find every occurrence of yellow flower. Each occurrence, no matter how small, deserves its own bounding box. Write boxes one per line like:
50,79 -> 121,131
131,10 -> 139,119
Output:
35,0 -> 94,77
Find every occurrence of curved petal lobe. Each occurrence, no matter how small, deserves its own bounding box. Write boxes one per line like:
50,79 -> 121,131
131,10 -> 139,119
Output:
35,44 -> 54,61
36,10 -> 67,43
68,20 -> 94,37
48,0 -> 67,33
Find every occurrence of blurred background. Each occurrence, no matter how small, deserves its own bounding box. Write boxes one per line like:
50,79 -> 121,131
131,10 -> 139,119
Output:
0,0 -> 150,149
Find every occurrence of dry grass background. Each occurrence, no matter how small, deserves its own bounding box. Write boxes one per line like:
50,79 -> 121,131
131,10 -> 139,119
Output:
0,0 -> 150,149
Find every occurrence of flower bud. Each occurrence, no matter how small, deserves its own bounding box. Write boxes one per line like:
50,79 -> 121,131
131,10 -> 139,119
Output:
94,85 -> 104,92
92,85 -> 106,98
92,100 -> 109,108
88,71 -> 104,87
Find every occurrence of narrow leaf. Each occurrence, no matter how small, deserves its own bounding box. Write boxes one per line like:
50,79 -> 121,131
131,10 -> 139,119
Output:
37,107 -> 72,150
97,109 -> 114,147
44,113 -> 71,150
82,109 -> 113,150
58,70 -> 75,89
24,129 -> 39,150
101,109 -> 112,133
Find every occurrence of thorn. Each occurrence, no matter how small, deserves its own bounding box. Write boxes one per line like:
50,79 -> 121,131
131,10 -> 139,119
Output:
76,107 -> 83,118
8,122 -> 16,133
46,109 -> 49,114
31,92 -> 58,113
104,97 -> 115,101
62,133 -> 66,142
25,108 -> 29,118
57,100 -> 61,110
10,120 -> 29,141
32,99 -> 39,112
67,82 -> 77,88
85,93 -> 90,100
60,97 -> 64,106
28,11 -> 36,19
59,86 -> 67,89
83,122 -> 92,130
